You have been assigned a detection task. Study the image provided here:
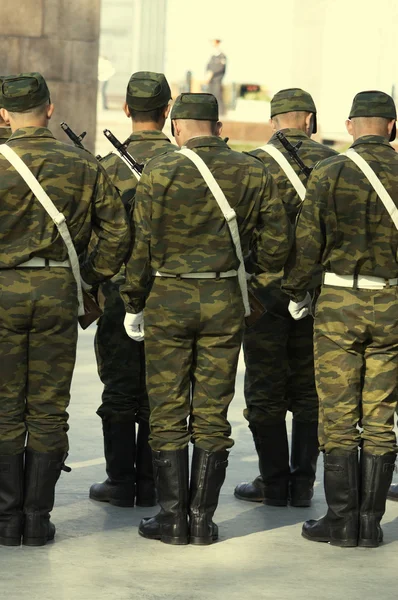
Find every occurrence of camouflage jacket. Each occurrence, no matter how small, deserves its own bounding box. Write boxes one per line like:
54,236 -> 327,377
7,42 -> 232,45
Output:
0,127 -> 130,285
100,129 -> 177,285
0,127 -> 11,142
282,134 -> 398,302
100,129 -> 177,209
121,135 -> 291,313
248,128 -> 337,306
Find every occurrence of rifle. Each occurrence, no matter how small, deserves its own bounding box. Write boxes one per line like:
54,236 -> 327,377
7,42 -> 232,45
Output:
103,129 -> 143,179
60,122 -> 102,160
276,131 -> 312,178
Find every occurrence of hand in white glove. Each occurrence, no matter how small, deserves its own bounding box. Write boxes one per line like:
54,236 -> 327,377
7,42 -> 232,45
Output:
124,312 -> 144,342
288,292 -> 311,320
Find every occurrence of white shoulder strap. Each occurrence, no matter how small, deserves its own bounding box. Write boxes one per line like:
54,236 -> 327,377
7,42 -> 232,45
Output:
258,144 -> 306,201
343,149 -> 398,231
0,144 -> 84,316
177,147 -> 250,317
111,151 -> 140,181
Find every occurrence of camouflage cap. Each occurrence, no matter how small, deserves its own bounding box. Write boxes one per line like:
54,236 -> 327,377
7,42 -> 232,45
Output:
1,72 -> 50,112
349,90 -> 397,141
126,71 -> 171,112
171,93 -> 219,121
270,88 -> 317,133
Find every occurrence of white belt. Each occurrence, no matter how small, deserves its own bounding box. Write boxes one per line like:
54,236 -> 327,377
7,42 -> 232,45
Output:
16,257 -> 71,268
324,272 -> 398,290
153,269 -> 237,279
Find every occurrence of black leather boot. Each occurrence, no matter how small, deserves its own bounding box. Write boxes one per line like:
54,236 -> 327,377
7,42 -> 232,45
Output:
235,423 -> 290,506
234,475 -> 265,503
139,448 -> 189,545
136,420 -> 156,507
0,453 -> 24,546
290,420 -> 319,507
387,483 -> 398,501
23,449 -> 69,546
190,447 -> 228,545
89,419 -> 136,507
302,452 -> 359,547
358,452 -> 396,548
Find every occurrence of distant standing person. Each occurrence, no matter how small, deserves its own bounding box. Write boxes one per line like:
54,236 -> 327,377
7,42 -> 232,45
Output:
98,56 -> 116,110
205,39 -> 227,116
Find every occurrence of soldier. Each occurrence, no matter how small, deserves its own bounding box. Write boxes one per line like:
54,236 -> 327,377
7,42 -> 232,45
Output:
235,89 -> 337,508
205,39 -> 227,116
121,92 -> 291,545
282,91 -> 398,548
89,71 -> 177,509
0,73 -> 130,547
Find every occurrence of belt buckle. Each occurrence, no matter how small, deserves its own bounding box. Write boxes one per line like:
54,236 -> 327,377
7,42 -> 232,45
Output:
353,274 -> 358,290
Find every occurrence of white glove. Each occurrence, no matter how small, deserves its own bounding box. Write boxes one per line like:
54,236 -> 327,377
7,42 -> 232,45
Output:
124,312 -> 144,342
288,292 -> 311,320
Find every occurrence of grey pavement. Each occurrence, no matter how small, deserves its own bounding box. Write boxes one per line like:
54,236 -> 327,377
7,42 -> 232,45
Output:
1,326 -> 398,600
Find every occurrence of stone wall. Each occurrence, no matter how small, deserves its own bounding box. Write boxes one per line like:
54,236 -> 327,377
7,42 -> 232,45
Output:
0,0 -> 101,150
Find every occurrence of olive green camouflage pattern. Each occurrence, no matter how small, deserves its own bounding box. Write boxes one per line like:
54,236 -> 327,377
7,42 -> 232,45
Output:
121,136 -> 290,314
122,135 -> 291,451
1,72 -> 50,111
349,90 -> 396,119
0,127 -> 11,141
95,131 -> 177,420
170,93 -> 218,121
270,88 -> 317,132
126,71 -> 171,112
314,286 -> 398,455
0,269 -> 78,454
243,131 -> 337,432
349,90 -> 396,141
0,127 -> 129,455
144,277 -> 244,451
0,127 -> 130,284
283,134 -> 398,455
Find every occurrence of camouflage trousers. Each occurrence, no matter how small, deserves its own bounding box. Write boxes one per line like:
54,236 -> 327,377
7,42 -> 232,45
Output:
144,277 -> 244,452
0,268 -> 78,455
94,279 -> 149,423
315,286 -> 398,456
243,293 -> 318,435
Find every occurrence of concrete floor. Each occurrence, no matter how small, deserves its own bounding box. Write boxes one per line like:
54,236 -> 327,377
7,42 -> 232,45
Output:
1,327 -> 398,600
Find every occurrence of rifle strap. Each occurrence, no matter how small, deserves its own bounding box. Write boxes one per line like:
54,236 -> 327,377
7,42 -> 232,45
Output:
176,147 -> 250,317
258,144 -> 306,201
343,149 -> 398,230
112,151 -> 140,181
0,144 -> 85,316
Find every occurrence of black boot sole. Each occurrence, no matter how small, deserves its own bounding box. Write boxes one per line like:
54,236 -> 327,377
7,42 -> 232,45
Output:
190,533 -> 218,545
23,532 -> 55,547
138,529 -> 189,545
234,491 -> 264,503
358,539 -> 381,548
290,499 -> 312,508
0,536 -> 21,546
89,493 -> 135,508
301,530 -> 357,547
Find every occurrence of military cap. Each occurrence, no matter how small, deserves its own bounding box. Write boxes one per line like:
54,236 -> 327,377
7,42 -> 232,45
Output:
270,88 -> 317,133
349,90 -> 397,141
1,72 -> 50,112
171,93 -> 219,121
126,71 -> 171,112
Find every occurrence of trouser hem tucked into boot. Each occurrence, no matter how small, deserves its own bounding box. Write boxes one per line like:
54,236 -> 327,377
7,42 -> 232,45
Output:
89,418 -> 136,507
23,449 -> 68,547
189,447 -> 229,545
302,452 -> 359,548
138,448 -> 189,545
0,453 -> 24,547
358,452 -> 396,548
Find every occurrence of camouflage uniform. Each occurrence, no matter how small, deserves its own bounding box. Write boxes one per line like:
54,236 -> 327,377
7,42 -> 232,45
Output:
283,91 -> 398,547
236,89 -> 337,507
0,73 -> 129,547
122,93 -> 291,545
90,72 -> 177,509
0,126 -> 11,141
